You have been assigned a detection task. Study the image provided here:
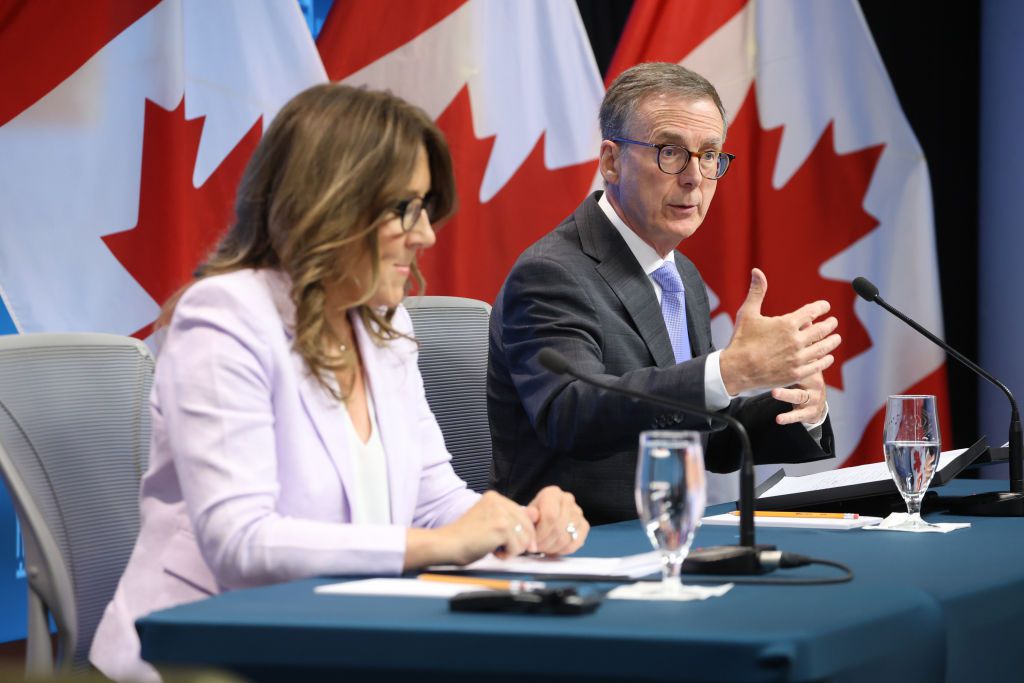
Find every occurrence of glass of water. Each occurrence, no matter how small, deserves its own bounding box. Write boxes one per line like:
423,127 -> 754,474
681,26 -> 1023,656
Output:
635,430 -> 706,595
883,395 -> 941,530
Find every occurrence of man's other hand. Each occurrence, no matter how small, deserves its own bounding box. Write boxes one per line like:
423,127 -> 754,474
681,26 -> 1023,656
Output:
772,370 -> 828,426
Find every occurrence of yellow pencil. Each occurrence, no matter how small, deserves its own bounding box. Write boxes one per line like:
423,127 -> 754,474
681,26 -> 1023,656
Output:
728,510 -> 859,519
417,573 -> 545,591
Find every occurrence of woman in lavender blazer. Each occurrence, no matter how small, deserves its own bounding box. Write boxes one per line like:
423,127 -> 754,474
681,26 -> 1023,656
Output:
90,84 -> 589,682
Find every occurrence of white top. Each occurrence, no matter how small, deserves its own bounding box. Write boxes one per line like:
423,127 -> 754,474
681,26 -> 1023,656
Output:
342,387 -> 392,524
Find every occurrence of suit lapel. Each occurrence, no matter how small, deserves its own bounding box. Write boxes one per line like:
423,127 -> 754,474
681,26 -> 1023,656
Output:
266,269 -> 360,519
294,355 -> 360,516
577,195 -> 676,368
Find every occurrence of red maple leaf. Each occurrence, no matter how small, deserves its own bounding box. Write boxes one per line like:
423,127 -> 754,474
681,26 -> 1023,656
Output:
680,87 -> 883,389
102,97 -> 261,338
418,86 -> 598,302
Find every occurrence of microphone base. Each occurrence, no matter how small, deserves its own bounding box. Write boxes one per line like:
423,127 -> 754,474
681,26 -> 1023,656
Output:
947,491 -> 1024,517
682,545 -> 775,575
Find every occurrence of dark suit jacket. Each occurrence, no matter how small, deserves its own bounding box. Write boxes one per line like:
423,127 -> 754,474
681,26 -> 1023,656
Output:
488,192 -> 834,525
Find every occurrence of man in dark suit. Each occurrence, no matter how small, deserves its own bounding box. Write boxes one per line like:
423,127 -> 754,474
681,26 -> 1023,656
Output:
488,63 -> 840,525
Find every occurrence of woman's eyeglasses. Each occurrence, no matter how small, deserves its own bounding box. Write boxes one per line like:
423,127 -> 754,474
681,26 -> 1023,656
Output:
392,194 -> 438,232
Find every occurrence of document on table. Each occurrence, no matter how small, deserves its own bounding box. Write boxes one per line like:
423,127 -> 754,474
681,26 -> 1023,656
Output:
760,447 -> 968,499
315,552 -> 664,598
428,551 -> 662,579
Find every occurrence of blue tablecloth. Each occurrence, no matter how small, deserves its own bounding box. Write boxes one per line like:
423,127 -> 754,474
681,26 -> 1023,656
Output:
137,480 -> 1024,682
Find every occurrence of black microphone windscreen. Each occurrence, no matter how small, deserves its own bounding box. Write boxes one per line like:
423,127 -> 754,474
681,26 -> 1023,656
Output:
852,277 -> 880,302
537,348 -> 570,375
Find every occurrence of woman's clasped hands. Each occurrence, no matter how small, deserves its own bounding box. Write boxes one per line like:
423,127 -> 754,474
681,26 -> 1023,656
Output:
406,486 -> 589,569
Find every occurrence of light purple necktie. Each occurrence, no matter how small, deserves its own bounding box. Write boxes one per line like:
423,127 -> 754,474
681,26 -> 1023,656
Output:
651,261 -> 691,363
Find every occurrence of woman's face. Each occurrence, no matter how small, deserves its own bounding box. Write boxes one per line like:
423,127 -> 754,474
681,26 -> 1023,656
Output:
367,144 -> 436,309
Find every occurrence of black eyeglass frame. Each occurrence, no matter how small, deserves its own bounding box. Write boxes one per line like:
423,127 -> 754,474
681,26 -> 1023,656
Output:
392,194 -> 438,232
610,137 -> 736,179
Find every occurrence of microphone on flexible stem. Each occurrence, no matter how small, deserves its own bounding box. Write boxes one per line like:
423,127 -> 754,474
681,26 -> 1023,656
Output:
852,276 -> 1024,516
538,348 -> 774,575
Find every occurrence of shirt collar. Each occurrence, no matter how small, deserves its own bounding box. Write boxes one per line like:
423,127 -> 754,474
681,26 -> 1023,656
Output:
597,191 -> 675,276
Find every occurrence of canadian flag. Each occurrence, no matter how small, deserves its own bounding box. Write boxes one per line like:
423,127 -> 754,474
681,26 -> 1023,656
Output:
608,0 -> 952,469
0,0 -> 325,338
316,0 -> 604,304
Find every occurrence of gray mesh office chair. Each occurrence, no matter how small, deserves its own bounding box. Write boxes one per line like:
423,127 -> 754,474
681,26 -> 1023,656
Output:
405,296 -> 492,493
0,333 -> 153,676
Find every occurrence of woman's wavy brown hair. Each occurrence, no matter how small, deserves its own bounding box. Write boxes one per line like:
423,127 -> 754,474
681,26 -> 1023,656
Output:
163,83 -> 456,398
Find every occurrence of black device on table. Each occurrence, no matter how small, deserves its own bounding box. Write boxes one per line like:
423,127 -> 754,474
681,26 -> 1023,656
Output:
450,587 -> 602,615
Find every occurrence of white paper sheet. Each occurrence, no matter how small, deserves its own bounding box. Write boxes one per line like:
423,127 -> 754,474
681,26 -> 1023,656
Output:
429,551 -> 662,579
863,513 -> 971,534
607,581 -> 733,602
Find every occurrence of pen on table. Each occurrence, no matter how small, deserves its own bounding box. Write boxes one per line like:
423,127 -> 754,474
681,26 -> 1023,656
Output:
728,510 -> 860,519
417,573 -> 545,591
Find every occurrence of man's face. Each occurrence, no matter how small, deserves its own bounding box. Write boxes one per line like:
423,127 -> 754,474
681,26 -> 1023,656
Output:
600,94 -> 725,257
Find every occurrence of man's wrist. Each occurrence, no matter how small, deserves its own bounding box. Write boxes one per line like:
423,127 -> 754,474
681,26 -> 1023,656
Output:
802,402 -> 829,430
718,347 -> 749,396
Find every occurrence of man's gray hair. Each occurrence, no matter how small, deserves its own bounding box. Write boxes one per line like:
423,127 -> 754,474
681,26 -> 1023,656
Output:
600,62 -> 727,140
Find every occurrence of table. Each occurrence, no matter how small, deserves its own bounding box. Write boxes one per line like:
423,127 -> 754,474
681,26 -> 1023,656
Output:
136,480 -> 1024,682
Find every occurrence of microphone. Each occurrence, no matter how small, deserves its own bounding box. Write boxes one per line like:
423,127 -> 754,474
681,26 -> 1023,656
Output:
852,276 -> 1024,515
851,277 -> 879,302
537,348 -> 767,574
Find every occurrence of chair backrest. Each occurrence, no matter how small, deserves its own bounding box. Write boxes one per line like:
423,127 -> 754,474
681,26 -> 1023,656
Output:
405,296 -> 492,493
0,333 -> 153,675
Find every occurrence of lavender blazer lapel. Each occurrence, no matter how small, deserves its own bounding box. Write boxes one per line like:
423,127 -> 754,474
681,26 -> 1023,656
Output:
265,270 -> 360,519
293,354 -> 361,514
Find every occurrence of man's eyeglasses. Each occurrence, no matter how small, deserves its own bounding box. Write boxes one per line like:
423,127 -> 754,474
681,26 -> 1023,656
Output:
392,194 -> 438,232
610,137 -> 735,179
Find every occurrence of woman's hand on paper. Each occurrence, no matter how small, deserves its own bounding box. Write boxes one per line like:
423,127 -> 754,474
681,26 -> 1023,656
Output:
405,491 -> 536,569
